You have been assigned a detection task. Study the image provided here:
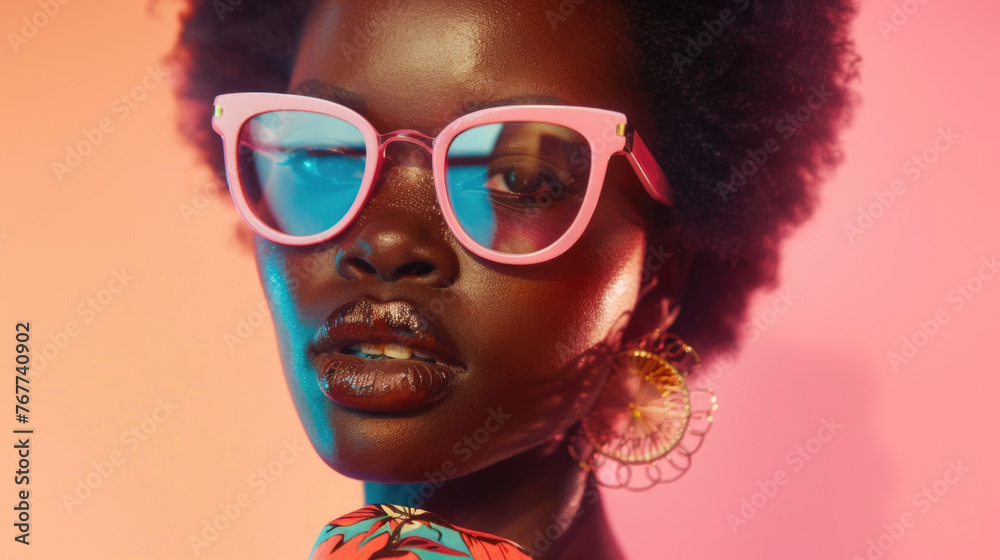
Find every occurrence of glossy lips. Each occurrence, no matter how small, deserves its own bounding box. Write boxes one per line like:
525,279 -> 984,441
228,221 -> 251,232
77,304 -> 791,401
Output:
309,299 -> 460,413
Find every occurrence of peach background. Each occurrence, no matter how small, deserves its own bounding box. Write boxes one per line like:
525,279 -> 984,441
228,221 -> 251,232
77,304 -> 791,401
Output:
1,1 -> 997,558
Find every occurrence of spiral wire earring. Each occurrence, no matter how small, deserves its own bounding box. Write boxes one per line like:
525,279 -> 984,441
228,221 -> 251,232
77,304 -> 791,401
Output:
569,330 -> 717,490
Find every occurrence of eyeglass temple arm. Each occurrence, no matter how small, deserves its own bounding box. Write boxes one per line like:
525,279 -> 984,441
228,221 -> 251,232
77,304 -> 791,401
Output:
622,128 -> 673,207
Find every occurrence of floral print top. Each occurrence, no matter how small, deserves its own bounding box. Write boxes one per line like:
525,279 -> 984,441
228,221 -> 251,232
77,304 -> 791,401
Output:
308,503 -> 533,559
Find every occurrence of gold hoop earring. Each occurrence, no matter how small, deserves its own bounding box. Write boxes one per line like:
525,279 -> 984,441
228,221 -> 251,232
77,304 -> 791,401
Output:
569,330 -> 717,491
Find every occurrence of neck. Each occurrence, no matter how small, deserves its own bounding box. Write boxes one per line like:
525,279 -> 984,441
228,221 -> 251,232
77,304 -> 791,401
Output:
363,434 -> 623,560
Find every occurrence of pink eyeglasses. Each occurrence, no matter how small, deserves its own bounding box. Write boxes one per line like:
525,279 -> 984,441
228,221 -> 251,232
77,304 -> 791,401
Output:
211,92 -> 672,265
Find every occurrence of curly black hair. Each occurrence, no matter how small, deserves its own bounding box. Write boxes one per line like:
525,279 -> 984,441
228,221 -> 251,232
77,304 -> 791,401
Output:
169,0 -> 858,359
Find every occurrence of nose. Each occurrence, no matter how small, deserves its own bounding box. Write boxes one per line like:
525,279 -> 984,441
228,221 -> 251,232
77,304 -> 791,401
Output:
333,141 -> 458,287
377,129 -> 434,155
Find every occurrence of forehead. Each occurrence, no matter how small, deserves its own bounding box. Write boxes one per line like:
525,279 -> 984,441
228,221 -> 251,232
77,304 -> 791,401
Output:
289,0 -> 644,133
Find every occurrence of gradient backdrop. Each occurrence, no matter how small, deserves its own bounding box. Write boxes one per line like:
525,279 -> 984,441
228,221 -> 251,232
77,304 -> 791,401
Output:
2,1 -> 997,558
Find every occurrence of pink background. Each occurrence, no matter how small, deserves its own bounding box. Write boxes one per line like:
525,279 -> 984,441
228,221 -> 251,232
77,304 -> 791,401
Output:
2,1 -> 997,558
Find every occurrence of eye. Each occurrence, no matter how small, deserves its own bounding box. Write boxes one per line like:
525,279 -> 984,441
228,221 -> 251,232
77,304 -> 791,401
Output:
282,148 -> 365,183
486,156 -> 572,196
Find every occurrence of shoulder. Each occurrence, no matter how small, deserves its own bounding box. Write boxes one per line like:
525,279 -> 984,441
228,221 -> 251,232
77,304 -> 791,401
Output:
309,503 -> 533,559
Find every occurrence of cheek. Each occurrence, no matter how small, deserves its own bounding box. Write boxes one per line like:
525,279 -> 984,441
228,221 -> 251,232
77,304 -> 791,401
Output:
252,239 -> 341,459
459,200 -> 649,465
490,164 -> 652,376
481,232 -> 646,371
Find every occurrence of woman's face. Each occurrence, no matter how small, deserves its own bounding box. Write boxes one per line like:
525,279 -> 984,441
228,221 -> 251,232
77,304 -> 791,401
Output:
257,0 -> 669,482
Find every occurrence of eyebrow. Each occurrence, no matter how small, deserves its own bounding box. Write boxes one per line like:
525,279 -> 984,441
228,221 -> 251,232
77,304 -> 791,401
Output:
459,94 -> 566,113
288,78 -> 566,119
289,79 -> 368,112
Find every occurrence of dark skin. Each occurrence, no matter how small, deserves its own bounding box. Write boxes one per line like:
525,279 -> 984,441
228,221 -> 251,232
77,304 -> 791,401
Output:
254,0 -> 690,557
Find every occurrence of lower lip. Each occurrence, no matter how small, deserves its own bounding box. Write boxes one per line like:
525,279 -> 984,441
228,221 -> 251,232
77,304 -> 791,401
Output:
316,353 -> 452,413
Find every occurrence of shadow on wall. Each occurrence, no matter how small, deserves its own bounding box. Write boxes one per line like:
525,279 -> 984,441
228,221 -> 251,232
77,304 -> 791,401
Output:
607,339 -> 892,560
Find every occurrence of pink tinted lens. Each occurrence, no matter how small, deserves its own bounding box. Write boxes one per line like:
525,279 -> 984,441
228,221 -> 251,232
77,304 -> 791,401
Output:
444,122 -> 591,255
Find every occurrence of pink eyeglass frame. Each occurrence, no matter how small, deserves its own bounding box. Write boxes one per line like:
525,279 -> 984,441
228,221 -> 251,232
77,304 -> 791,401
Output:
211,91 -> 673,265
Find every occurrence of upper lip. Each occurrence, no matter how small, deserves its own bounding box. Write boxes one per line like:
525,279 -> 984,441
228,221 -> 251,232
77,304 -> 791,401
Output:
308,298 -> 462,367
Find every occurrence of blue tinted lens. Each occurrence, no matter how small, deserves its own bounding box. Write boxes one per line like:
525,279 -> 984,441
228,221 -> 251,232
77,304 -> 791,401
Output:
445,122 -> 590,255
237,111 -> 367,236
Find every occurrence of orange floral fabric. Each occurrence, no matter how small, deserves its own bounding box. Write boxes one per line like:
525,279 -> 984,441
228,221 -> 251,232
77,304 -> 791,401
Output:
309,503 -> 533,559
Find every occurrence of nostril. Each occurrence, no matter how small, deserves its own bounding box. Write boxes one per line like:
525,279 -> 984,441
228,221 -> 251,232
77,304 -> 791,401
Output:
344,257 -> 378,276
396,262 -> 434,277
340,253 -> 438,282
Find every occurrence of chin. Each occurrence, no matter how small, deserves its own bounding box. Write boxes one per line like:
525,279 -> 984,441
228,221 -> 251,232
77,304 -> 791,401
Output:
311,407 -> 555,485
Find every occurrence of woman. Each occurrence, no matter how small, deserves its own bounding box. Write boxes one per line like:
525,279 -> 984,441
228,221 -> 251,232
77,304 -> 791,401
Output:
172,0 -> 857,557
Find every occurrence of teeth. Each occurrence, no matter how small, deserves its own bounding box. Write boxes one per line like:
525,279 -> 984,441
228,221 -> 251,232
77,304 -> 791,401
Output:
347,343 -> 434,362
383,343 -> 413,360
